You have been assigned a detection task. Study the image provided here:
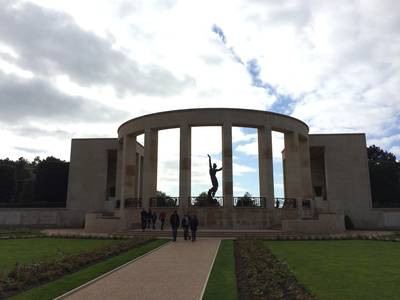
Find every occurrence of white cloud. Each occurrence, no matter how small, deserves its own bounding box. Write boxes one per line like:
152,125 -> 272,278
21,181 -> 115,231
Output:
389,146 -> 400,160
368,134 -> 400,150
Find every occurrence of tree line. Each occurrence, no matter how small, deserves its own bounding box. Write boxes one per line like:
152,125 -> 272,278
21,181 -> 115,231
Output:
0,157 -> 69,207
367,145 -> 400,207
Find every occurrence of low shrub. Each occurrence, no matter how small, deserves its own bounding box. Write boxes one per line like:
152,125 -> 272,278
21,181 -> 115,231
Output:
235,239 -> 314,300
0,237 -> 151,298
344,215 -> 354,230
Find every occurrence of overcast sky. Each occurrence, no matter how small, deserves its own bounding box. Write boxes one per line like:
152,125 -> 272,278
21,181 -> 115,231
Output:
1,0 -> 399,196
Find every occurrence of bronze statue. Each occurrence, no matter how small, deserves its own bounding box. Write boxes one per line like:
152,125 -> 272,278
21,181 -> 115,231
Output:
207,154 -> 222,199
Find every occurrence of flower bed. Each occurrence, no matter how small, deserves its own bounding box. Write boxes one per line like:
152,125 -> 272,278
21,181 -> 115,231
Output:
0,228 -> 44,239
0,237 -> 152,298
235,239 -> 314,300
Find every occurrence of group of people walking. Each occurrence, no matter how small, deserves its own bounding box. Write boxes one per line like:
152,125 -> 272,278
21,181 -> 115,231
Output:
170,210 -> 199,242
140,209 -> 166,230
140,209 -> 199,242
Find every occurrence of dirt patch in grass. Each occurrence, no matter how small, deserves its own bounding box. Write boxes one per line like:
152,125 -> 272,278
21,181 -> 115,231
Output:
235,239 -> 314,300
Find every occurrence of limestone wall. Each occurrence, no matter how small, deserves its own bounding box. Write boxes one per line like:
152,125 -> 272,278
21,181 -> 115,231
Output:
0,208 -> 84,227
309,134 -> 383,228
67,138 -> 119,214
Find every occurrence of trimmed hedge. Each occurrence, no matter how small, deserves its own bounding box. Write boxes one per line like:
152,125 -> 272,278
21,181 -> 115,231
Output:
0,237 -> 151,298
235,239 -> 314,300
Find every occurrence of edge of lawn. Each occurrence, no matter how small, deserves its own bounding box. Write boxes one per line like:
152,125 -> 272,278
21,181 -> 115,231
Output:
202,239 -> 238,300
9,239 -> 169,300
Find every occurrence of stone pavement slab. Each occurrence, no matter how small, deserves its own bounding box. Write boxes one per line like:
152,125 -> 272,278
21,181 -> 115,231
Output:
62,239 -> 220,300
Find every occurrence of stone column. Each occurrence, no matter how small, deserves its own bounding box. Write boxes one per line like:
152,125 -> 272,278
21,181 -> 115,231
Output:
299,136 -> 313,199
115,139 -> 123,204
283,131 -> 303,215
283,131 -> 302,198
139,155 -> 144,199
120,134 -> 137,215
142,128 -> 158,209
258,126 -> 274,208
179,124 -> 191,210
135,152 -> 140,199
222,123 -> 233,207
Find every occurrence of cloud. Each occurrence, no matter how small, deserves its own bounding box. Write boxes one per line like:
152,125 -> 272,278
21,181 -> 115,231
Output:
9,125 -> 72,139
0,71 -> 128,124
368,134 -> 400,150
14,146 -> 46,154
234,129 -> 284,159
389,146 -> 400,159
0,1 -> 193,96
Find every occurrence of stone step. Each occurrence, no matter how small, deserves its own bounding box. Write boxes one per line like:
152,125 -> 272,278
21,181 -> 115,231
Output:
117,229 -> 295,238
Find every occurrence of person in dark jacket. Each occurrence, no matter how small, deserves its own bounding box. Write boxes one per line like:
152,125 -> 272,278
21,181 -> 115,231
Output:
170,210 -> 180,242
159,211 -> 166,230
181,214 -> 190,240
147,209 -> 152,228
189,214 -> 199,241
152,211 -> 157,229
140,209 -> 147,231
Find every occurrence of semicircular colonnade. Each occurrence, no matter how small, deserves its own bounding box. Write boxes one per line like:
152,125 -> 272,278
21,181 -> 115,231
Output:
117,108 -> 313,216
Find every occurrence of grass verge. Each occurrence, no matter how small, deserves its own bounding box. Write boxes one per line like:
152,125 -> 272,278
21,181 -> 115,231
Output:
8,239 -> 168,300
265,240 -> 400,300
0,238 -> 126,273
203,240 -> 238,300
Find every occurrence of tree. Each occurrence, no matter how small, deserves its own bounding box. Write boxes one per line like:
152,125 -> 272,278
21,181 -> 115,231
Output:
34,157 -> 69,204
155,190 -> 177,207
367,145 -> 400,207
193,191 -> 220,207
0,164 -> 17,202
236,192 -> 256,207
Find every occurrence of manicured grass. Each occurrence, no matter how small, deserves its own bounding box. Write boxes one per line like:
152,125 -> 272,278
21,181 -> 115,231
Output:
0,238 -> 126,273
265,240 -> 400,300
9,239 -> 168,300
203,240 -> 238,300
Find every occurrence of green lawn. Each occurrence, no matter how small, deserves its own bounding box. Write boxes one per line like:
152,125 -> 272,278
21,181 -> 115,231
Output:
9,239 -> 167,300
0,238 -> 126,273
203,240 -> 238,300
265,240 -> 400,300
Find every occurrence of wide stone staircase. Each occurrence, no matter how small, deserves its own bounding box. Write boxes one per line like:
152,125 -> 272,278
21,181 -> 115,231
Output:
116,228 -> 300,238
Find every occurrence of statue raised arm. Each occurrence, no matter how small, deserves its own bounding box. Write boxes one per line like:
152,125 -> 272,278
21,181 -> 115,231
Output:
207,154 -> 221,199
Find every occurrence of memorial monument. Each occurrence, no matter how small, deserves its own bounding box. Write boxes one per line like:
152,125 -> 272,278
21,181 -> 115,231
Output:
65,108 -> 384,233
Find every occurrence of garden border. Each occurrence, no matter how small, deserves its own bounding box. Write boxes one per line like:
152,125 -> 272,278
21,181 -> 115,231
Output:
54,240 -> 170,299
199,239 -> 221,300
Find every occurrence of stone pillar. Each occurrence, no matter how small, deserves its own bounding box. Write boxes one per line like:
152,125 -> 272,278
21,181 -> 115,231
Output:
115,139 -> 123,204
135,152 -> 140,199
222,123 -> 233,207
139,155 -> 144,199
120,134 -> 137,215
179,124 -> 191,210
283,131 -> 302,198
258,126 -> 274,208
142,128 -> 158,209
299,136 -> 313,199
283,131 -> 303,216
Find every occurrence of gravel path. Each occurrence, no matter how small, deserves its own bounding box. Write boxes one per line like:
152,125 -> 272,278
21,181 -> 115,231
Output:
62,239 -> 221,300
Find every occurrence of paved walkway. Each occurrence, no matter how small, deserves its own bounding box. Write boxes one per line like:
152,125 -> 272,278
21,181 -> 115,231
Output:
62,239 -> 220,300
